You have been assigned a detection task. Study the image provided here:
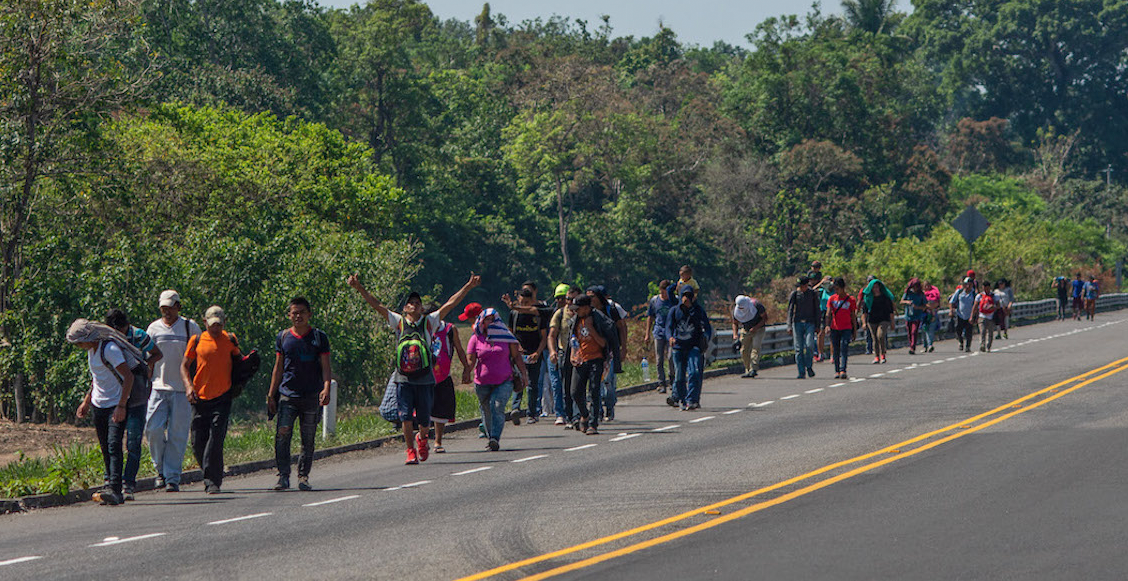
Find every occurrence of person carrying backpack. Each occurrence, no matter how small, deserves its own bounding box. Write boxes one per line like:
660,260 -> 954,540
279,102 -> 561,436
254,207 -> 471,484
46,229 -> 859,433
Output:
900,279 -> 927,355
105,309 -> 163,501
787,277 -> 821,378
862,278 -> 896,364
973,281 -> 998,352
67,319 -> 147,506
181,306 -> 243,494
665,286 -> 713,410
825,278 -> 858,379
348,272 -> 480,465
565,295 -> 615,433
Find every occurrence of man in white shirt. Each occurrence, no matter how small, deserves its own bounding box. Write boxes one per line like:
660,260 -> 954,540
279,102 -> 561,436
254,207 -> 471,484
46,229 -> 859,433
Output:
145,290 -> 201,492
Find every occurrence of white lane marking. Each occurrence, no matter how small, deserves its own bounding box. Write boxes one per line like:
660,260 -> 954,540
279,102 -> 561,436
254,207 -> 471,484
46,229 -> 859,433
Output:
958,355 -> 968,359
401,480 -> 432,488
780,395 -> 801,400
0,556 -> 43,566
805,388 -> 824,394
752,401 -> 774,407
723,409 -> 742,415
932,360 -> 945,364
919,363 -> 932,367
849,378 -> 865,383
946,357 -> 958,361
565,443 -> 599,451
609,433 -> 641,442
208,513 -> 272,526
869,373 -> 885,378
302,495 -> 360,507
89,532 -> 167,546
512,455 -> 548,463
828,383 -> 846,388
888,369 -> 902,374
451,466 -> 492,476
689,415 -> 716,423
652,425 -> 680,432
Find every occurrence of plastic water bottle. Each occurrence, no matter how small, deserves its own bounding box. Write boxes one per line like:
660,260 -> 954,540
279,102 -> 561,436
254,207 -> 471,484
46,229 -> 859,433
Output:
641,358 -> 650,383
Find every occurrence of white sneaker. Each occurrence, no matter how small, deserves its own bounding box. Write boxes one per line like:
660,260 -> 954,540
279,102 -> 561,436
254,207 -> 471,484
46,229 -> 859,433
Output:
554,416 -> 565,426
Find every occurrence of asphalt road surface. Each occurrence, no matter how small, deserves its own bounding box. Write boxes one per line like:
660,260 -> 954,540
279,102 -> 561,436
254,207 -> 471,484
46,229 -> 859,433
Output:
2,316 -> 1126,581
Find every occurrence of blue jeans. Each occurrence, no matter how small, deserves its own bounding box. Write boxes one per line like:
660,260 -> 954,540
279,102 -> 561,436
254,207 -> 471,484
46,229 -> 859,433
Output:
122,404 -> 146,488
476,381 -> 513,441
547,354 -> 566,418
793,322 -> 816,376
924,317 -> 937,348
601,359 -> 617,415
830,329 -> 853,373
511,358 -> 543,417
146,390 -> 192,485
671,347 -> 704,405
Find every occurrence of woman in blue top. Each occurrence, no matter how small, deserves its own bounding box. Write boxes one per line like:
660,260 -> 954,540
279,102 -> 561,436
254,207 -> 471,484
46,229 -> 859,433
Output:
900,278 -> 927,355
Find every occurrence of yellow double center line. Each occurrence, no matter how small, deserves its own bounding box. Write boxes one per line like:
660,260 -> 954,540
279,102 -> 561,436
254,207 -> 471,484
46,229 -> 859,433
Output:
456,355 -> 1128,581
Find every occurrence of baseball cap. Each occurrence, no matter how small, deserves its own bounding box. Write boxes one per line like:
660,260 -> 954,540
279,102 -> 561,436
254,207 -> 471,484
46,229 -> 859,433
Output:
554,283 -> 570,298
571,295 -> 591,307
457,302 -> 483,321
159,290 -> 181,308
962,277 -> 972,284
967,269 -> 976,277
405,291 -> 423,304
811,260 -> 822,268
797,276 -> 810,286
204,305 -> 226,326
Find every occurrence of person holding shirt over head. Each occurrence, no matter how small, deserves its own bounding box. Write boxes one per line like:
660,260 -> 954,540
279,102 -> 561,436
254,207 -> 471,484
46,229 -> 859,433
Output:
182,306 -> 242,494
731,295 -> 767,378
467,308 -> 528,450
267,297 -> 331,492
825,278 -> 858,379
506,288 -> 548,423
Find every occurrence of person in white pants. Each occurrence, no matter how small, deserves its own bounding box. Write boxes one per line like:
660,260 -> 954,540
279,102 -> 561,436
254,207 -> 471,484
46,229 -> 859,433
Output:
145,290 -> 201,492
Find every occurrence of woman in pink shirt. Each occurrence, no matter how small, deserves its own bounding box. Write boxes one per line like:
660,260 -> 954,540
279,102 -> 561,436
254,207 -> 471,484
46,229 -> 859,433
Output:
467,308 -> 528,451
923,280 -> 941,353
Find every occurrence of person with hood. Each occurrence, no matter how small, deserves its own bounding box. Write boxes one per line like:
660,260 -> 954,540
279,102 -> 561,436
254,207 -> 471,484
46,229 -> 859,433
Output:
862,278 -> 896,364
466,307 -> 528,450
731,295 -> 767,378
585,286 -> 626,421
787,277 -> 820,379
665,286 -> 713,410
566,295 -> 616,434
901,278 -> 927,355
68,319 -> 146,506
949,277 -> 977,353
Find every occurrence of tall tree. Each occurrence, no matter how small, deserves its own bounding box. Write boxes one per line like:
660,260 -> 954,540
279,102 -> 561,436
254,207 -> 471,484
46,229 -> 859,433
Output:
841,0 -> 900,34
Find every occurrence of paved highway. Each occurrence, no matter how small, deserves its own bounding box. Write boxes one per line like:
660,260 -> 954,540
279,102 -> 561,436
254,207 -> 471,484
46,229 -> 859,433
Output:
1,316 -> 1125,580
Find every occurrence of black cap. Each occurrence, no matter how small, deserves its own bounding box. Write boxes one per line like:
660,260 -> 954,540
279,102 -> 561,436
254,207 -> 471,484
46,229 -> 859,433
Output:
571,295 -> 592,307
406,291 -> 422,303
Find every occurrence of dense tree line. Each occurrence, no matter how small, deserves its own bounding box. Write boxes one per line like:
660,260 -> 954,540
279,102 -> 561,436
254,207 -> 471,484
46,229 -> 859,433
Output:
1,0 -> 1125,422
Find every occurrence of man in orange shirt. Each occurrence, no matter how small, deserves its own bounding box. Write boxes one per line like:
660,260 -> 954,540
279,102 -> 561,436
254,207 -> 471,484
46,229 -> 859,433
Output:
181,306 -> 242,494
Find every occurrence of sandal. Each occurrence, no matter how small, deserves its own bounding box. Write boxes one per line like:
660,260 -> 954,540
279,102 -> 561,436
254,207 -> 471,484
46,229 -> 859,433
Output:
434,445 -> 446,454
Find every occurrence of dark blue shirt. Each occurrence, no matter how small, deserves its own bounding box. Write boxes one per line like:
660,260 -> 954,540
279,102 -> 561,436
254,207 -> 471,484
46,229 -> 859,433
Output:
647,294 -> 677,340
276,328 -> 330,398
665,303 -> 713,350
1071,279 -> 1085,298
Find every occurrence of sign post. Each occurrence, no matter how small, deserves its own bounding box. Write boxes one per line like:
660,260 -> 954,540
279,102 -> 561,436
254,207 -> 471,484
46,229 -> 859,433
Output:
951,206 -> 991,271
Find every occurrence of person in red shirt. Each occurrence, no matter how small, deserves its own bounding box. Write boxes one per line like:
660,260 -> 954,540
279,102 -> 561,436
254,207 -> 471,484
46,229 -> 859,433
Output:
824,278 -> 858,379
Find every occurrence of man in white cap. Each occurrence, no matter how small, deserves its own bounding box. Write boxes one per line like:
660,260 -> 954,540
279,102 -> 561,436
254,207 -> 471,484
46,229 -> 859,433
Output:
182,305 -> 241,494
145,290 -> 200,492
731,295 -> 767,378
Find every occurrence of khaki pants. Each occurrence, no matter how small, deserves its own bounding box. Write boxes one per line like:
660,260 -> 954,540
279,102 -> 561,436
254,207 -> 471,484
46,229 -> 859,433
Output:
740,327 -> 766,373
868,321 -> 891,357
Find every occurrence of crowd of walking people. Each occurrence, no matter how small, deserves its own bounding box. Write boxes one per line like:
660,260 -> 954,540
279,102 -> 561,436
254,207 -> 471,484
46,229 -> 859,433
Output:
63,260 -> 1102,505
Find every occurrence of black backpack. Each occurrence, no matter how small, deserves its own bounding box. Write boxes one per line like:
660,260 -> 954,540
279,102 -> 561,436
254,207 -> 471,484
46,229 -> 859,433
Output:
99,341 -> 152,408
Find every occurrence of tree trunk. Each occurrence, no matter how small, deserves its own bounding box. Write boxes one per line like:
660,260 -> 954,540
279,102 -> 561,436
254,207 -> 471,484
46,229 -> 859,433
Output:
555,175 -> 571,277
12,373 -> 26,423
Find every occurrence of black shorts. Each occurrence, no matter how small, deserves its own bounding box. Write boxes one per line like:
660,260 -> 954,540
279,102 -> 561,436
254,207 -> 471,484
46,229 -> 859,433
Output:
431,376 -> 456,424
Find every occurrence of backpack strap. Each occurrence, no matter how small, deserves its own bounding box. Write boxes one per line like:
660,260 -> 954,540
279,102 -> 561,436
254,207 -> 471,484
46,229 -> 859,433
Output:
100,341 -> 126,386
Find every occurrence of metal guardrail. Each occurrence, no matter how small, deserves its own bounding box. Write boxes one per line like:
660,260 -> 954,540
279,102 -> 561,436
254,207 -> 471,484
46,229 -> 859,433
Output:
707,293 -> 1128,363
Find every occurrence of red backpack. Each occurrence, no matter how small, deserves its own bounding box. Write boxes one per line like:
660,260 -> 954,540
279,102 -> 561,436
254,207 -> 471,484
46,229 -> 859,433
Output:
978,293 -> 996,315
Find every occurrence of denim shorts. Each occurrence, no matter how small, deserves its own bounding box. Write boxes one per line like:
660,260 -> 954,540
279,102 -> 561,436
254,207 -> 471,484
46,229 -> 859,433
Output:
396,381 -> 434,426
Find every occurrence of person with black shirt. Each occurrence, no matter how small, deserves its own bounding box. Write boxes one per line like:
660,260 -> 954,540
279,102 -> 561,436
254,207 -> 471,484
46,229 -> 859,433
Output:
862,278 -> 896,364
268,297 -> 331,491
787,277 -> 820,379
586,286 -> 626,421
508,289 -> 549,423
1053,276 -> 1069,321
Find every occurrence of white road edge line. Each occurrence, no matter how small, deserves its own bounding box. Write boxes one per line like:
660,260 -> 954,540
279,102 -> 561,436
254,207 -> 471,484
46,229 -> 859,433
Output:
451,467 -> 493,476
651,425 -> 680,432
752,401 -> 774,407
828,383 -> 846,388
888,369 -> 902,373
90,532 -> 168,546
805,388 -> 824,394
723,409 -> 742,415
207,514 -> 272,526
689,415 -> 716,423
512,455 -> 548,463
302,495 -> 361,507
609,433 -> 641,442
780,395 -> 801,400
869,373 -> 885,378
0,556 -> 43,566
401,480 -> 432,488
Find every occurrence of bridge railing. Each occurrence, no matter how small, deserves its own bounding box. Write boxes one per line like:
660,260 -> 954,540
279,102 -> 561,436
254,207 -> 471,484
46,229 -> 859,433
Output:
705,293 -> 1128,363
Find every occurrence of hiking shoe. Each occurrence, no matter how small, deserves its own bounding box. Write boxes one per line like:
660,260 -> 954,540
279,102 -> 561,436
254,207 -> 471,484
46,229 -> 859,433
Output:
741,372 -> 754,378
205,484 -> 221,495
298,477 -> 312,491
405,448 -> 419,465
687,403 -> 700,411
666,396 -> 678,407
527,416 -> 539,424
154,476 -> 165,489
122,486 -> 135,501
478,424 -> 487,438
165,482 -> 179,493
274,476 -> 290,491
511,412 -> 521,426
416,433 -> 429,462
488,438 -> 500,451
554,416 -> 566,426
807,367 -> 815,378
93,489 -> 122,506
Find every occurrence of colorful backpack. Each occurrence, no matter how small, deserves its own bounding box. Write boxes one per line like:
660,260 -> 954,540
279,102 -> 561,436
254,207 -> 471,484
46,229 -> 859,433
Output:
396,316 -> 433,380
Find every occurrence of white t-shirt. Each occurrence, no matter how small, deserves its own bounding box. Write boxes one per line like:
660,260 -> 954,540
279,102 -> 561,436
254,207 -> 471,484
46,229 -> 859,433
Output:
386,311 -> 443,385
89,341 -> 126,409
146,316 -> 201,392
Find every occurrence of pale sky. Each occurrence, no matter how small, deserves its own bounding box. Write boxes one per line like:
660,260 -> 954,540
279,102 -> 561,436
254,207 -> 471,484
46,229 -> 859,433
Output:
315,1 -> 898,48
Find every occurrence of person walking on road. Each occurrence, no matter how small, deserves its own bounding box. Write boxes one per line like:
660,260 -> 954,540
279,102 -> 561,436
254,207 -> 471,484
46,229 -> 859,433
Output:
825,278 -> 858,379
1085,276 -> 1100,321
566,295 -> 613,434
506,288 -> 549,423
862,278 -> 896,364
815,276 -> 833,363
922,280 -> 941,352
548,286 -> 582,426
586,286 -> 626,421
105,309 -> 162,501
267,297 -> 331,491
1071,273 -> 1085,320
182,306 -> 242,494
430,310 -> 470,453
787,277 -> 820,379
68,319 -> 146,506
646,280 -> 676,392
145,290 -> 199,492
348,273 -> 480,464
994,279 -> 1013,339
1053,276 -> 1069,321
974,281 -> 999,352
901,279 -> 927,355
949,278 -> 977,353
666,286 -> 712,409
857,275 -> 875,355
467,308 -> 528,450
544,284 -> 574,422
732,295 -> 767,378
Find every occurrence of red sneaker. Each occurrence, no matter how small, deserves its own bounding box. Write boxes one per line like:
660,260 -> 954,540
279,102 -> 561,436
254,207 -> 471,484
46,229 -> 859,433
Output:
405,448 -> 418,465
415,433 -> 429,462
